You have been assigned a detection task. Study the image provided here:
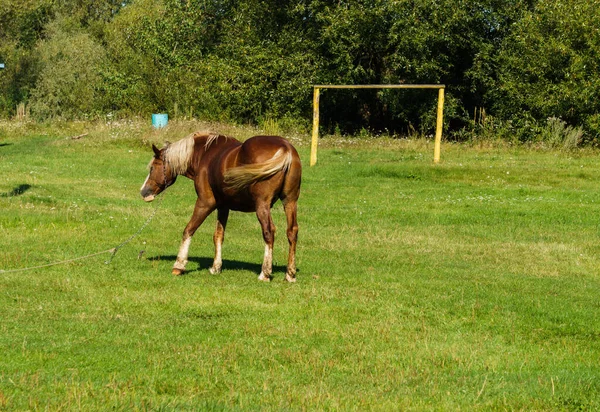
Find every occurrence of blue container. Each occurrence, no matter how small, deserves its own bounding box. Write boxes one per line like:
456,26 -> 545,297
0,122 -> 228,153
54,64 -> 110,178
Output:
152,113 -> 168,128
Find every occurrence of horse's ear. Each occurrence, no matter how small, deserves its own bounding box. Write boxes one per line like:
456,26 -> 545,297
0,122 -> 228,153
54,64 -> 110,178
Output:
152,144 -> 161,158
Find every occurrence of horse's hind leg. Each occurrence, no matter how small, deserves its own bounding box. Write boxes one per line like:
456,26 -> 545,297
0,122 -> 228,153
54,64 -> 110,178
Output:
173,201 -> 214,276
283,199 -> 298,282
209,208 -> 229,275
256,204 -> 275,282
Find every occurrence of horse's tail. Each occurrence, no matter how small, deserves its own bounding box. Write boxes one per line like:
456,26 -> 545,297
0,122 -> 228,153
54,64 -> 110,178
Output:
223,148 -> 293,191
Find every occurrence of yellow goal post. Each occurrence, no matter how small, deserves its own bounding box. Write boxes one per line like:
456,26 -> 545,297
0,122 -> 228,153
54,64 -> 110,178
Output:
310,84 -> 445,166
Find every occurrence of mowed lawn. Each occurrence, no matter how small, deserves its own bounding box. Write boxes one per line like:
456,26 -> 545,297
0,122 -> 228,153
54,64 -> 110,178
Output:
1,121 -> 599,410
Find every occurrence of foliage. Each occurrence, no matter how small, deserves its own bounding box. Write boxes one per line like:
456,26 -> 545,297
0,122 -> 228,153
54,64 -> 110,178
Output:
539,117 -> 583,151
28,17 -> 108,120
0,0 -> 599,143
0,0 -> 54,116
488,0 -> 600,141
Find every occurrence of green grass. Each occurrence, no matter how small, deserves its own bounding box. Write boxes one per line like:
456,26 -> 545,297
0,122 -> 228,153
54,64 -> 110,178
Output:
1,120 -> 599,410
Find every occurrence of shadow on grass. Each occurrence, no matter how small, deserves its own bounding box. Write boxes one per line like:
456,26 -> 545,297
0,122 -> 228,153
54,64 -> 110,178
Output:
1,184 -> 31,197
0,143 -> 13,147
147,255 -> 291,275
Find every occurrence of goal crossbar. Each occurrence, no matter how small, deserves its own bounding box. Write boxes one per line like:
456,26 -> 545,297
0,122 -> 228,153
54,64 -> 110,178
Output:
310,84 -> 445,166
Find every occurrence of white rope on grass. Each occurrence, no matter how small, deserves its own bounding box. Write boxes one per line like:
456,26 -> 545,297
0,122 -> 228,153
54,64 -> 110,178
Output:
0,248 -> 117,274
0,195 -> 163,274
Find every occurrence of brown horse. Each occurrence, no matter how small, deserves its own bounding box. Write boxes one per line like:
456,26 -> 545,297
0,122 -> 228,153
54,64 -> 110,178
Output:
140,132 -> 302,282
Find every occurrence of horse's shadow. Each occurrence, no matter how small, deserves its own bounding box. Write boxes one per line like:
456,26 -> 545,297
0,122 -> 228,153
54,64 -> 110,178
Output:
0,143 -> 13,148
147,255 -> 291,275
1,184 -> 32,198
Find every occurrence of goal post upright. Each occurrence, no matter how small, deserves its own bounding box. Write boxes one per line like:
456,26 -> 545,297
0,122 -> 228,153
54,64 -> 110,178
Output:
310,84 -> 446,166
434,87 -> 445,164
310,87 -> 320,167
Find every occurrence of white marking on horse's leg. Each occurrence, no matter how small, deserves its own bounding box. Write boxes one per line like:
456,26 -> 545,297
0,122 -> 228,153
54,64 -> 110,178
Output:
258,243 -> 273,282
209,241 -> 222,275
174,236 -> 192,271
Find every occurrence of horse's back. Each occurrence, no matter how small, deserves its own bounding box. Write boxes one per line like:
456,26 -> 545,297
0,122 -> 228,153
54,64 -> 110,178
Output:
221,135 -> 301,206
237,135 -> 296,163
241,135 -> 302,188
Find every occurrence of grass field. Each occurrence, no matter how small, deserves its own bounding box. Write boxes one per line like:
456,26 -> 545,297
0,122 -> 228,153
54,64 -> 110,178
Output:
1,120 -> 599,410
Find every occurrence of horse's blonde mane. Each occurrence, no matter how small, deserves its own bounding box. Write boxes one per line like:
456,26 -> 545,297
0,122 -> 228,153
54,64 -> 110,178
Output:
164,131 -> 220,175
204,133 -> 221,150
164,133 -> 195,175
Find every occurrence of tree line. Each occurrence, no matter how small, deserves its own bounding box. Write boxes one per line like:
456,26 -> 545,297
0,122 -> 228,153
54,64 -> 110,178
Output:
1,0 -> 599,142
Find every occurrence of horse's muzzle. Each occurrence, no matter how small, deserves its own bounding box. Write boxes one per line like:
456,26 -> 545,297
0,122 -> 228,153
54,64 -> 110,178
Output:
140,187 -> 156,202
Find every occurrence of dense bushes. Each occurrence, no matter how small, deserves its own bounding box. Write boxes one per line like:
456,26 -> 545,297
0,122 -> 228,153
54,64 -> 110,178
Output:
489,0 -> 600,142
0,0 -> 599,142
29,17 -> 108,119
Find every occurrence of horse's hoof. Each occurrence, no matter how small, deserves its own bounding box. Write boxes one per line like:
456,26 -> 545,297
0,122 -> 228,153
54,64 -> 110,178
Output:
285,273 -> 297,283
172,268 -> 184,276
258,273 -> 271,282
209,266 -> 221,275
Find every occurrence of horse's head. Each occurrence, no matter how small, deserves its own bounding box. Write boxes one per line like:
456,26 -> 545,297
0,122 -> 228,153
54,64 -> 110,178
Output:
140,143 -> 177,202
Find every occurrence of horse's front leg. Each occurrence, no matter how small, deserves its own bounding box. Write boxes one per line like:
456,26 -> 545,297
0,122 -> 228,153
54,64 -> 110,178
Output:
173,201 -> 215,276
256,204 -> 275,282
209,208 -> 229,275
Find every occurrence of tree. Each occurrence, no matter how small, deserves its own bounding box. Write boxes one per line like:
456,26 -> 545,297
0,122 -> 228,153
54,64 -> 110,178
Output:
2,0 -> 600,144
29,17 -> 107,119
0,0 -> 55,116
488,0 -> 600,141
